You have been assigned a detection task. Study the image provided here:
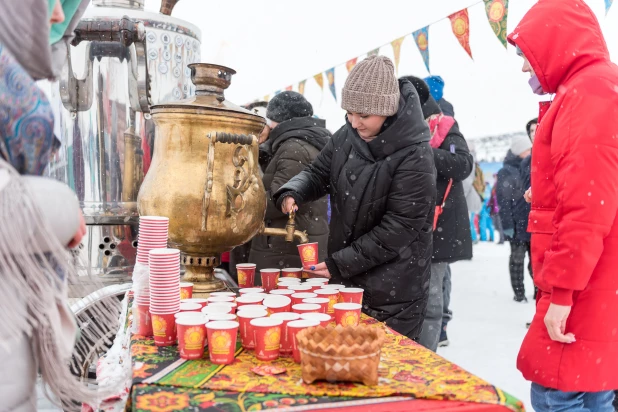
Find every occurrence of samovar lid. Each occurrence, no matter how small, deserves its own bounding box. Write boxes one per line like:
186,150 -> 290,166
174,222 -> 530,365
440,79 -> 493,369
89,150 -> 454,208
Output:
150,63 -> 262,121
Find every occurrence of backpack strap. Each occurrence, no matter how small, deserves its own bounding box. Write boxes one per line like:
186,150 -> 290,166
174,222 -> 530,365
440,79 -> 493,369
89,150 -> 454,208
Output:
441,179 -> 454,207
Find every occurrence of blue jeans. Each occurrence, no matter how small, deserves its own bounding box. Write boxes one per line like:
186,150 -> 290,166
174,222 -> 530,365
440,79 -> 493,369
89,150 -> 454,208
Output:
531,383 -> 615,412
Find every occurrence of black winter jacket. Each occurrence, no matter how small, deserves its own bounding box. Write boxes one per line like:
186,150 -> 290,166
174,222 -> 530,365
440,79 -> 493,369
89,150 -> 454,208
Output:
431,122 -> 473,262
275,80 -> 436,340
496,151 -> 530,242
249,117 -> 330,274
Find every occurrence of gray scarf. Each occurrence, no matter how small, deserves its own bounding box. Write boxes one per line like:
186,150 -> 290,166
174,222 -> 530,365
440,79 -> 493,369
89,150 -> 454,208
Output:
0,0 -> 90,80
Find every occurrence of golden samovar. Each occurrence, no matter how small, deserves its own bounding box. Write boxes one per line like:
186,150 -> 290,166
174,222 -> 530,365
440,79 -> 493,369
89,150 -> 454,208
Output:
137,63 -> 308,297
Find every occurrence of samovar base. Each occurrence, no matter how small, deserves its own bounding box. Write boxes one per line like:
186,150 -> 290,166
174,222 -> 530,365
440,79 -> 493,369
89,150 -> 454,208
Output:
181,255 -> 225,298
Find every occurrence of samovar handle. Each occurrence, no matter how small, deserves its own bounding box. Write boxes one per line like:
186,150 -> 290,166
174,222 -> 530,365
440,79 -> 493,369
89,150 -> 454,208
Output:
69,16 -> 151,113
214,133 -> 256,146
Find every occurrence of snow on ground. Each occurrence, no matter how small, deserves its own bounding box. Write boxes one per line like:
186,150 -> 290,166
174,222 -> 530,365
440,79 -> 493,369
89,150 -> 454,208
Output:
440,241 -> 535,411
38,240 -> 535,411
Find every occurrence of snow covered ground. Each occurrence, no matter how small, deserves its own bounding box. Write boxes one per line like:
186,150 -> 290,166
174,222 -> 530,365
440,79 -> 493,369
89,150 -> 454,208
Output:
440,241 -> 535,411
38,240 -> 535,411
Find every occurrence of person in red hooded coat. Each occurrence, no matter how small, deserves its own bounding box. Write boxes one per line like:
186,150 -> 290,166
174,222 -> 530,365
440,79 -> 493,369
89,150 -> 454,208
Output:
507,0 -> 618,410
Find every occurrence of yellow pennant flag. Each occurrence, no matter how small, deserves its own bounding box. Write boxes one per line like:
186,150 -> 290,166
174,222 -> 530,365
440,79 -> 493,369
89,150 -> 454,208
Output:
264,95 -> 270,102
391,37 -> 405,74
314,73 -> 324,89
298,80 -> 306,95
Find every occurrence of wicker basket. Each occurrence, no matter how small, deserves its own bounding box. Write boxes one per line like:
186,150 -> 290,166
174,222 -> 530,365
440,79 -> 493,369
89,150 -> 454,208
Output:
296,325 -> 385,386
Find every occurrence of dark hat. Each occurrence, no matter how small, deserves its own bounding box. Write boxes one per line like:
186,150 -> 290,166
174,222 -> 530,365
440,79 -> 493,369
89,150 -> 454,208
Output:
400,75 -> 441,119
266,91 -> 313,123
526,118 -> 538,137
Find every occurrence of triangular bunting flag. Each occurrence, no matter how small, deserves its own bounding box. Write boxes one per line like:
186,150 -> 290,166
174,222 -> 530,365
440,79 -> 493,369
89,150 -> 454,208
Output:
325,68 -> 337,101
606,0 -> 613,15
274,90 -> 282,95
449,9 -> 473,59
391,37 -> 405,74
412,26 -> 430,73
298,80 -> 306,95
483,0 -> 509,48
285,85 -> 293,91
367,48 -> 380,57
346,57 -> 358,73
314,73 -> 324,89
264,95 -> 270,102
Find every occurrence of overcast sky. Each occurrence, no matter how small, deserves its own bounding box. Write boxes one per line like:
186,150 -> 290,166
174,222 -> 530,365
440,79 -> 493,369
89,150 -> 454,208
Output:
144,0 -> 618,139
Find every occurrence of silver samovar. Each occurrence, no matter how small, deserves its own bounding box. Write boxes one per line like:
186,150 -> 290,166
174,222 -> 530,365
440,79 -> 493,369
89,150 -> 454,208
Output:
46,0 -> 201,292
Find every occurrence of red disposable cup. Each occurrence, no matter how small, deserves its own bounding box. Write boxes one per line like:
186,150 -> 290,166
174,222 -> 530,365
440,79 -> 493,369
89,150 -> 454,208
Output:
314,289 -> 340,314
297,242 -> 318,268
210,292 -> 237,298
206,313 -> 237,321
262,295 -> 292,315
301,297 -> 330,313
287,285 -> 313,293
270,312 -> 301,354
237,264 -> 257,288
287,319 -> 320,363
305,278 -> 329,285
180,282 -> 193,300
150,303 -> 180,312
239,288 -> 264,295
339,288 -> 364,304
281,268 -> 302,278
269,289 -> 295,297
208,303 -> 236,314
236,304 -> 267,313
150,301 -> 180,309
207,296 -> 234,304
202,305 -> 233,316
306,283 -> 324,292
237,309 -> 268,349
151,313 -> 177,346
300,312 -> 332,327
250,317 -> 283,361
278,282 -> 300,290
177,318 -> 207,360
206,321 -> 239,365
175,312 -> 207,323
260,269 -> 280,293
322,284 -> 346,291
291,292 -> 317,306
179,302 -> 202,312
181,298 -> 208,308
236,295 -> 265,306
334,303 -> 362,327
135,304 -> 153,336
140,216 -> 170,223
292,303 -> 321,314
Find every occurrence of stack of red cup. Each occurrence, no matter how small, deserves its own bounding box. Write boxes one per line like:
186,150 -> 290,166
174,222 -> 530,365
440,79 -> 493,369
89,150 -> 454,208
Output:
136,216 -> 169,264
149,248 -> 181,346
133,216 -> 169,335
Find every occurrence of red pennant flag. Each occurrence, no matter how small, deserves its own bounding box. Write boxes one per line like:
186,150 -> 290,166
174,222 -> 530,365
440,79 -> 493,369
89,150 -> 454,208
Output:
346,58 -> 358,73
285,85 -> 293,91
449,9 -> 473,59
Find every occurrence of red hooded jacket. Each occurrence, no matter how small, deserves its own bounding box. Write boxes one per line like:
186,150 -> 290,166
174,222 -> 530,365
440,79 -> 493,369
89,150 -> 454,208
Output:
508,0 -> 618,392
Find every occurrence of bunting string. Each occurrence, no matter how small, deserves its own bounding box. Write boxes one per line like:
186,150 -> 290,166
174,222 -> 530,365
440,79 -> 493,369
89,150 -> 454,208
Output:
257,0 -> 610,104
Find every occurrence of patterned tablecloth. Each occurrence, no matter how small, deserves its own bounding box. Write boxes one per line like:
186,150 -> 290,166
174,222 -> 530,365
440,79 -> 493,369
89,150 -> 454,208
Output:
129,306 -> 525,412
